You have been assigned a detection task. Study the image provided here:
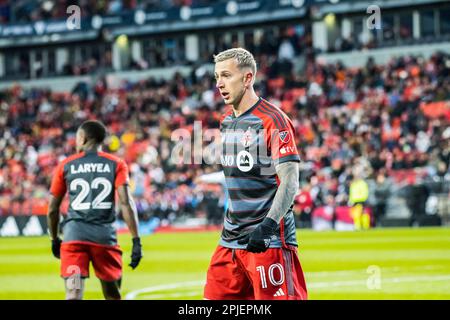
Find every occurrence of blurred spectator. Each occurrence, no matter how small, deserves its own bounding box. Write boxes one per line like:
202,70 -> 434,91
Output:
368,170 -> 392,226
293,183 -> 313,228
278,36 -> 296,62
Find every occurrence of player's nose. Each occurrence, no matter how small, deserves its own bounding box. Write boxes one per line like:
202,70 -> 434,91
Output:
216,79 -> 224,89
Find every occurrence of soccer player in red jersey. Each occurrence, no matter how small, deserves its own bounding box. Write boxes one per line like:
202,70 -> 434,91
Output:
47,120 -> 142,300
203,48 -> 308,300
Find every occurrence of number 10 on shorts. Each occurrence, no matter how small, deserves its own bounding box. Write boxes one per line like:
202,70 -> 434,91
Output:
256,264 -> 285,289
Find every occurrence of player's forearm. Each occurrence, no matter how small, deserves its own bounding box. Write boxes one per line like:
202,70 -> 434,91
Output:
265,161 -> 300,224
121,200 -> 140,238
47,195 -> 63,239
47,210 -> 60,239
118,185 -> 140,238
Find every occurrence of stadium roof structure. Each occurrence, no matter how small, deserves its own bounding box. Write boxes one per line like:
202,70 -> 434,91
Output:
1,0 -> 447,48
311,0 -> 449,14
0,0 -> 310,48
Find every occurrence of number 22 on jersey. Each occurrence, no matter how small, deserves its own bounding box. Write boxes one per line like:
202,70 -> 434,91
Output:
70,177 -> 113,210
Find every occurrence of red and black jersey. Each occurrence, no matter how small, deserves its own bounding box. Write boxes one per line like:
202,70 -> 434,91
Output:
50,150 -> 129,245
219,97 -> 300,249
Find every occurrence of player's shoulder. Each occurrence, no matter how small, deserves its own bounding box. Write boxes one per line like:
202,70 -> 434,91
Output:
220,107 -> 234,123
58,152 -> 86,167
97,151 -> 126,165
253,98 -> 292,129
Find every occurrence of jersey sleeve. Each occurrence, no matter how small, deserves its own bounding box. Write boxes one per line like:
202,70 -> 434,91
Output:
50,162 -> 67,197
115,159 -> 130,188
264,114 -> 300,165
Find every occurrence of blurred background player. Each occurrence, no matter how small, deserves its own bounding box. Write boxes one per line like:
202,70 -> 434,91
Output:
349,169 -> 370,230
204,48 -> 308,300
47,120 -> 142,300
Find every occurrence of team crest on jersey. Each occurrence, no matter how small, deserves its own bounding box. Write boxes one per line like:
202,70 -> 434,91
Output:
241,128 -> 254,148
279,130 -> 290,143
237,150 -> 254,172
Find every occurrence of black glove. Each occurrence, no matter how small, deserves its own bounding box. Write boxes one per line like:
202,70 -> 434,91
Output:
237,218 -> 278,253
129,237 -> 142,269
51,238 -> 62,259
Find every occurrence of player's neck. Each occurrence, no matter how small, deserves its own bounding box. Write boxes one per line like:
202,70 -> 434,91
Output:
232,91 -> 259,118
83,144 -> 101,153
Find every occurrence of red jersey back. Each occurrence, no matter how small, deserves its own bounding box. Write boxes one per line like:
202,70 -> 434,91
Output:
50,150 -> 129,245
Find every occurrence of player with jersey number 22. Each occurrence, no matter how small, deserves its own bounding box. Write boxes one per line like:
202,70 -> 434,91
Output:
47,120 -> 142,300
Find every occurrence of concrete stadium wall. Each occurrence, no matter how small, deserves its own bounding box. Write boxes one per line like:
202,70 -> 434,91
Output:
317,42 -> 450,68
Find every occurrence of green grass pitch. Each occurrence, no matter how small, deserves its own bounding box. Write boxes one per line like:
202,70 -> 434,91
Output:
0,227 -> 449,300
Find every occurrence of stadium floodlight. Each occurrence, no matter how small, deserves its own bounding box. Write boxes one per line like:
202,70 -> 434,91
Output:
116,34 -> 128,48
324,13 -> 336,27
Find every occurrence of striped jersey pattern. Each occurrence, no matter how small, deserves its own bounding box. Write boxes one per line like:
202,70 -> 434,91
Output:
219,97 -> 300,249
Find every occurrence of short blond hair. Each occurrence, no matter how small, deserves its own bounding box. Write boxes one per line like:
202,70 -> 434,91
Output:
213,48 -> 257,76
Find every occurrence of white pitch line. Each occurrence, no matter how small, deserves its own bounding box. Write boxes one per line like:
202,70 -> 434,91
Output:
137,291 -> 201,300
125,274 -> 450,300
125,280 -> 205,300
308,275 -> 450,289
306,265 -> 445,278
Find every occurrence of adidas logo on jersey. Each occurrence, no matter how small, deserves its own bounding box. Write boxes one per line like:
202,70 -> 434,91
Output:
273,288 -> 285,297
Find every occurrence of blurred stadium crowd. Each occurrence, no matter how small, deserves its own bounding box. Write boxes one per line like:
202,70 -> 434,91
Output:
0,40 -> 449,226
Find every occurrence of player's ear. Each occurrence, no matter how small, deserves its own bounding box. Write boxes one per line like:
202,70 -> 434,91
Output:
244,71 -> 253,88
79,129 -> 87,146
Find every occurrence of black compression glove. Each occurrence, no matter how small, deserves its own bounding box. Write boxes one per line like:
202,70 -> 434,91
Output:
51,238 -> 62,259
237,218 -> 278,253
129,237 -> 142,269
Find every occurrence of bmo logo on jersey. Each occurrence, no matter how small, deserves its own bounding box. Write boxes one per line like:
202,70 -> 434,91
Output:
221,155 -> 234,166
237,150 -> 254,172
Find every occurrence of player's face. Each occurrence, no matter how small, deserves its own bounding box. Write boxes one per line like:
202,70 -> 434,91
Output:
75,129 -> 86,153
214,59 -> 247,107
